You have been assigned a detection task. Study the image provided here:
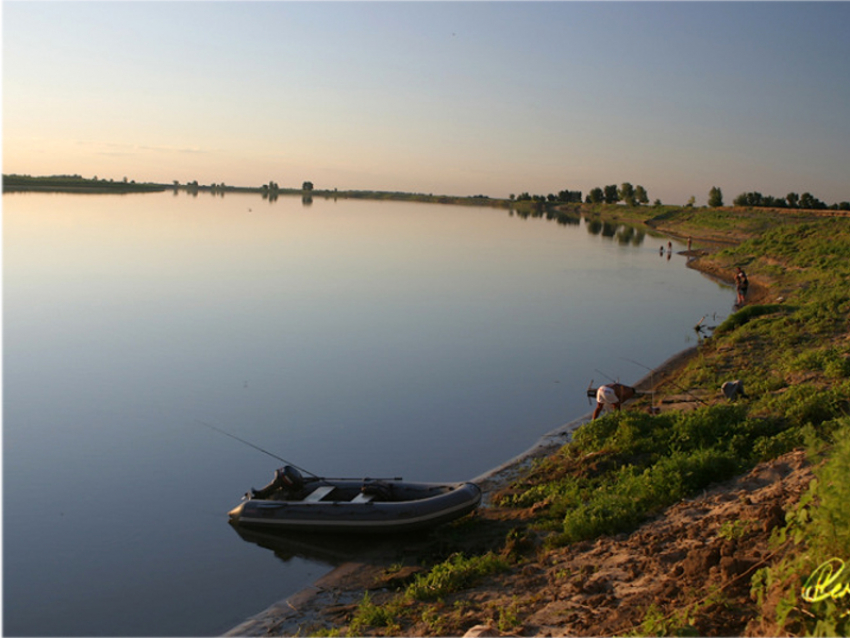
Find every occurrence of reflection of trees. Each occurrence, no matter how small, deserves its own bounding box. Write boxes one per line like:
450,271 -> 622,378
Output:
615,226 -> 647,246
546,209 -> 581,226
507,206 -> 646,245
600,221 -> 618,238
302,195 -> 313,206
617,226 -> 636,245
630,227 -> 646,246
585,219 -> 646,246
263,191 -> 279,202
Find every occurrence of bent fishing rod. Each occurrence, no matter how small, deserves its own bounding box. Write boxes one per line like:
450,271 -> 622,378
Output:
620,357 -> 710,406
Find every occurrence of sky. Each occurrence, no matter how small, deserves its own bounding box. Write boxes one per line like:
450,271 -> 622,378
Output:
3,1 -> 850,205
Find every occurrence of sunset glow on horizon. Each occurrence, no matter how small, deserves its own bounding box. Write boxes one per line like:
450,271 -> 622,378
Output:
4,1 -> 850,206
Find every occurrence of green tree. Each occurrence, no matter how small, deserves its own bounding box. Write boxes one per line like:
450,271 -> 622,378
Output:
635,185 -> 649,205
603,184 -> 620,204
302,181 -> 314,191
587,187 -> 604,204
708,186 -> 724,207
786,192 -> 799,208
619,182 -> 636,206
798,192 -> 826,210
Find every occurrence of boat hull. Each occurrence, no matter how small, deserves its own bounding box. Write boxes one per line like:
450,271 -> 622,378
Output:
228,480 -> 482,534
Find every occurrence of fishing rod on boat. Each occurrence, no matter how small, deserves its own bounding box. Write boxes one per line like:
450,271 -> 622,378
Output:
619,356 -> 710,407
196,420 -> 319,479
198,421 -> 404,485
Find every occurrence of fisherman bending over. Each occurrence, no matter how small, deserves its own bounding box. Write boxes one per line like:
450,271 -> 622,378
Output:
592,383 -> 636,420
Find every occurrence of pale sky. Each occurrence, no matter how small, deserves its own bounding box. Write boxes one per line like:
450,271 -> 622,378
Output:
4,1 -> 850,205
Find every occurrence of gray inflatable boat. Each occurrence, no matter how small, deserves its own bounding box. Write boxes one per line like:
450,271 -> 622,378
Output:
228,466 -> 482,534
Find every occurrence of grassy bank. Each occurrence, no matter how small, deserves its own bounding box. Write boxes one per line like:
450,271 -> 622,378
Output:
314,206 -> 850,637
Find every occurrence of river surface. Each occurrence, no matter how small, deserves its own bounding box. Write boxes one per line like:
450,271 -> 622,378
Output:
3,191 -> 733,636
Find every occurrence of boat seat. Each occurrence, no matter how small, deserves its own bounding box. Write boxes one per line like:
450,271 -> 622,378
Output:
303,486 -> 335,502
350,492 -> 375,504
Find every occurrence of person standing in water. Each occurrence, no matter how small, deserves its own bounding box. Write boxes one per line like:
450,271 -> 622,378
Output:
735,267 -> 749,304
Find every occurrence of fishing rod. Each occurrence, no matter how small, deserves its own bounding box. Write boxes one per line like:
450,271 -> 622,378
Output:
198,421 -> 406,486
620,356 -> 710,407
196,420 -> 318,478
595,369 -> 619,384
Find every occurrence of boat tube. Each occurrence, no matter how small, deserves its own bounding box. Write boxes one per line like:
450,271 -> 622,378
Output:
228,466 -> 482,534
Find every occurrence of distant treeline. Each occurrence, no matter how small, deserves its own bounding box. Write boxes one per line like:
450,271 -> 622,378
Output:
731,189 -> 849,211
3,174 -> 167,193
513,183 -> 652,207
9,174 -> 847,212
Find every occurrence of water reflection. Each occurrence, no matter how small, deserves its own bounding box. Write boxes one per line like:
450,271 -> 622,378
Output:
583,218 -> 649,247
229,523 -> 446,576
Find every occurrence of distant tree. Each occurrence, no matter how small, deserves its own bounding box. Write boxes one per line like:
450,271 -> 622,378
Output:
653,199 -> 662,207
619,182 -> 636,206
509,194 -> 516,201
798,192 -> 826,210
686,195 -> 696,207
587,187 -> 604,204
635,185 -> 649,205
603,184 -> 620,204
557,189 -> 582,203
708,186 -> 723,208
302,181 -> 314,191
762,195 -> 785,208
734,191 -> 762,207
786,192 -> 799,208
547,193 -> 557,202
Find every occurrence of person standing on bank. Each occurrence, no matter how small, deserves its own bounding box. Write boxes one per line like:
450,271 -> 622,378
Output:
735,267 -> 749,305
592,383 -> 636,420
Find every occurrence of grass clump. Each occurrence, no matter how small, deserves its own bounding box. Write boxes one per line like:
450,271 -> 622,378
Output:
404,552 -> 508,601
342,551 -> 510,636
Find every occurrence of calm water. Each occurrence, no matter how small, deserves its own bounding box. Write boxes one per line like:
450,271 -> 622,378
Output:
4,191 -> 733,636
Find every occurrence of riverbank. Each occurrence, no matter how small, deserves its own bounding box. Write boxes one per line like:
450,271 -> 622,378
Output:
222,249 -> 748,636
225,210 -> 849,637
